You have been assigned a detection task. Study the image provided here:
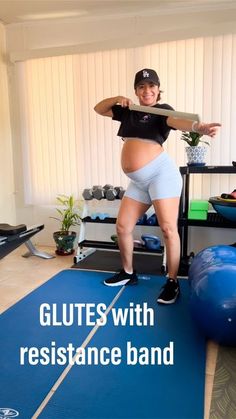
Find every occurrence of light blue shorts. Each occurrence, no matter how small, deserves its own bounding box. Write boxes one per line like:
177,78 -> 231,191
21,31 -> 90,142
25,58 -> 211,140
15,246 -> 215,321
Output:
124,152 -> 182,204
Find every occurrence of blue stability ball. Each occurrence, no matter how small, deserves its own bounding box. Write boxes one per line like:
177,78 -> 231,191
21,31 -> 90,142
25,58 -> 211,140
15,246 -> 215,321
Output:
189,245 -> 236,346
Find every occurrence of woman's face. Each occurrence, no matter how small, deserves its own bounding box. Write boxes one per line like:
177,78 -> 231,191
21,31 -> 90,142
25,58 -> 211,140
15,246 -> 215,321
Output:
135,82 -> 159,106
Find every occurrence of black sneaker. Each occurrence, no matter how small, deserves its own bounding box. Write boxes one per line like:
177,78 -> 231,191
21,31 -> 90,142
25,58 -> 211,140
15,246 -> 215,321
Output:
157,278 -> 180,304
104,269 -> 138,287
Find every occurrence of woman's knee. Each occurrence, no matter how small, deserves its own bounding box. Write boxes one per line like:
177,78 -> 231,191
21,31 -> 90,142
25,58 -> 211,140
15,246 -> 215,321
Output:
160,222 -> 178,240
116,218 -> 135,236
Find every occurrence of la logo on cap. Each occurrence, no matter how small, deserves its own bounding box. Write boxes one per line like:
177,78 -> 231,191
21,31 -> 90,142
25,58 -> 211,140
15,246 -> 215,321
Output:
143,70 -> 149,78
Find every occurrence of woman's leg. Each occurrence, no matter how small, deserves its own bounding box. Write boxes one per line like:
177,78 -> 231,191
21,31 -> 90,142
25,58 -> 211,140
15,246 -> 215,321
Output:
116,196 -> 150,272
152,197 -> 180,279
103,196 -> 150,287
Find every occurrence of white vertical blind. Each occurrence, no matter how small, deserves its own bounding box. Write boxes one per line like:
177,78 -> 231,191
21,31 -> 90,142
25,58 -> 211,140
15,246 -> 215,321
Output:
16,35 -> 236,205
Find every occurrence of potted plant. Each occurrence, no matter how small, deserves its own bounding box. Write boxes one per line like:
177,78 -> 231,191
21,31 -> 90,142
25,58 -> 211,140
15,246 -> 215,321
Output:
51,195 -> 81,255
181,131 -> 210,166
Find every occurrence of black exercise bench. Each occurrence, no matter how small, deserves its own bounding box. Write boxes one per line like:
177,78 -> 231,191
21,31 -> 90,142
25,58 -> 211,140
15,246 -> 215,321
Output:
0,224 -> 54,260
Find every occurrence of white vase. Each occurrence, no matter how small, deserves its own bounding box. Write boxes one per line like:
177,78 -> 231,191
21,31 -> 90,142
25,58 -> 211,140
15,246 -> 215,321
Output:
185,146 -> 207,166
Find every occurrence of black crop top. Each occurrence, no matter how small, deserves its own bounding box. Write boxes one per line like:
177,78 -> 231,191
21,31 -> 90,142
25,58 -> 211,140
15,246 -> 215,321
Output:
111,103 -> 175,145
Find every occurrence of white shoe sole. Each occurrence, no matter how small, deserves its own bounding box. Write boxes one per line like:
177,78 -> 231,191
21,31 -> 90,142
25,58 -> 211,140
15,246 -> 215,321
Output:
104,278 -> 131,287
157,290 -> 180,304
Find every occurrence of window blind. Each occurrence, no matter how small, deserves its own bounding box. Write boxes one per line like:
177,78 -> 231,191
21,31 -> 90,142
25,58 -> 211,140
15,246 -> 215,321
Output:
16,35 -> 236,205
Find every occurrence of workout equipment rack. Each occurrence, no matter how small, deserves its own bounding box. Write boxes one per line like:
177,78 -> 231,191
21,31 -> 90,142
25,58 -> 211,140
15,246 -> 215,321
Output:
75,165 -> 236,275
75,208 -> 165,270
179,165 -> 236,274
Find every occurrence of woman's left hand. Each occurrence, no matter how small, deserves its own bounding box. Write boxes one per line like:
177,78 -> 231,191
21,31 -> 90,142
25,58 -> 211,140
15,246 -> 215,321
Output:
194,122 -> 221,137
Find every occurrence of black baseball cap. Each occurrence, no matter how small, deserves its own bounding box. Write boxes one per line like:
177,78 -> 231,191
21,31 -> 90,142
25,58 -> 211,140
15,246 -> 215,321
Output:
134,68 -> 160,88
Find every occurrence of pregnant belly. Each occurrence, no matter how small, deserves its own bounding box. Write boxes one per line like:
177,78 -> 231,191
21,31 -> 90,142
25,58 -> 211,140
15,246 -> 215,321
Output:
121,138 -> 163,173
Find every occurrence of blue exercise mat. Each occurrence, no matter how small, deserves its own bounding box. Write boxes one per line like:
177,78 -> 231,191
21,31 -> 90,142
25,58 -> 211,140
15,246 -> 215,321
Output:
0,270 -> 206,419
0,270 -> 120,418
40,276 -> 206,419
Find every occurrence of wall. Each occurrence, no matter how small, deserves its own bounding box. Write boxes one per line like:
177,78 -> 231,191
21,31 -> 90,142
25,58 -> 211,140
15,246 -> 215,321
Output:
4,8 -> 236,250
5,6 -> 236,62
0,23 -> 15,224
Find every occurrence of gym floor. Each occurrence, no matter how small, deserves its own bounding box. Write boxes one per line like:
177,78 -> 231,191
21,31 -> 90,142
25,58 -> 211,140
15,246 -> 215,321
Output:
0,245 -> 218,419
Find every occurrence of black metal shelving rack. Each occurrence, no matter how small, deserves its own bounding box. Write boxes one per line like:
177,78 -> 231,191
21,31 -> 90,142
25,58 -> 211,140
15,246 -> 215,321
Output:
178,165 -> 236,273
75,165 -> 236,274
75,214 -> 164,264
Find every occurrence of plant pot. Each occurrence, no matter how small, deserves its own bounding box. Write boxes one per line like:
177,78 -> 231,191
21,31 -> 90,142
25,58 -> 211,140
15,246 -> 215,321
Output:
53,231 -> 77,255
185,146 -> 207,166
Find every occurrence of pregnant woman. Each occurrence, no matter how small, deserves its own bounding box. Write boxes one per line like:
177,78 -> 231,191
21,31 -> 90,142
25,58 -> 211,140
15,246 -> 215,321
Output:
94,68 -> 220,304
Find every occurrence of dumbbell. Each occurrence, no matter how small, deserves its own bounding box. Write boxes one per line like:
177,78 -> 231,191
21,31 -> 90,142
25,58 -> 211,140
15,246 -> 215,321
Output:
103,184 -> 113,191
91,212 -> 109,220
82,188 -> 93,200
133,240 -> 143,248
136,214 -> 147,225
82,185 -> 102,200
111,234 -> 118,245
115,186 -> 125,199
93,185 -> 105,200
106,186 -> 125,200
141,234 -> 161,251
93,184 -> 114,200
146,214 -> 157,226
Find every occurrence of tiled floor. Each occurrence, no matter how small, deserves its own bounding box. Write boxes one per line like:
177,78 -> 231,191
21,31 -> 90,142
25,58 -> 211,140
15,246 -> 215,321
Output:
0,244 -> 218,419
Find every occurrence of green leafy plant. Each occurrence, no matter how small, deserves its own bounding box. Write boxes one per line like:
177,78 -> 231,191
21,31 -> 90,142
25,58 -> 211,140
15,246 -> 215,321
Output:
51,195 -> 81,232
181,131 -> 210,147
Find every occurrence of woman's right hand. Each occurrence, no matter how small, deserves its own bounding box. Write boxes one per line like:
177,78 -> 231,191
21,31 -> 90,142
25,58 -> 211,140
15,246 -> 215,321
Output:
116,96 -> 133,108
94,96 -> 133,117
